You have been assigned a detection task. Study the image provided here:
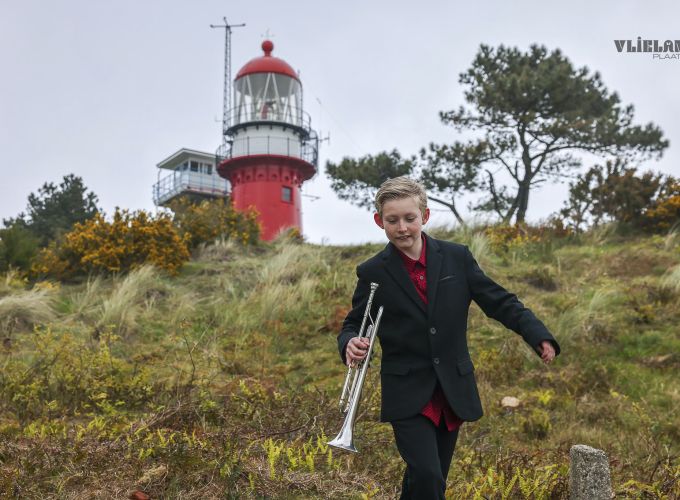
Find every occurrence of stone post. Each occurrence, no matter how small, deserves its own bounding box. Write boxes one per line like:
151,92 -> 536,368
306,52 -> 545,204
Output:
569,444 -> 613,500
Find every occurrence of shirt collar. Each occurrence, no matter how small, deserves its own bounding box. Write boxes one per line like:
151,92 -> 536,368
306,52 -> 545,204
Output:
396,233 -> 427,267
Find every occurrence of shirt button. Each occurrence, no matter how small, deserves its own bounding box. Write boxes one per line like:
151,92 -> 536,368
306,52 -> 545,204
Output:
433,357 -> 440,365
430,327 -> 437,335
419,275 -> 424,280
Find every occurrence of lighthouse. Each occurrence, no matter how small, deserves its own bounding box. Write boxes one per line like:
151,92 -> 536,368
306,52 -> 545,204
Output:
216,40 -> 318,241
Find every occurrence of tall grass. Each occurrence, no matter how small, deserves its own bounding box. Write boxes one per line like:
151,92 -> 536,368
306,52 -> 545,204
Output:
0,287 -> 56,333
69,275 -> 103,318
663,224 -> 680,251
427,222 -> 459,241
166,288 -> 198,326
194,236 -> 238,262
257,275 -> 316,324
468,232 -> 493,268
258,240 -> 329,286
661,264 -> 680,292
97,265 -> 162,336
426,223 -> 494,268
0,268 -> 27,297
207,240 -> 330,338
583,221 -> 620,245
554,286 -> 623,341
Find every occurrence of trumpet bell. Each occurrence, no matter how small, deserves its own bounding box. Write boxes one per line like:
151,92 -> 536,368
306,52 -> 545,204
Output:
328,406 -> 359,453
327,435 -> 357,453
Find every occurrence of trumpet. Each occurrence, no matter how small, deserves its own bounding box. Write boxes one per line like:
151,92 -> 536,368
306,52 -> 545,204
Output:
328,282 -> 384,453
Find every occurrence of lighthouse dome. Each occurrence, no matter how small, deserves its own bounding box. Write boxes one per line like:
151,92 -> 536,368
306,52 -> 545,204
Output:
231,40 -> 306,132
235,40 -> 299,81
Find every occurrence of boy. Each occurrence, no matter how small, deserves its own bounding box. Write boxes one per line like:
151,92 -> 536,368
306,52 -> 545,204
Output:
337,176 -> 559,499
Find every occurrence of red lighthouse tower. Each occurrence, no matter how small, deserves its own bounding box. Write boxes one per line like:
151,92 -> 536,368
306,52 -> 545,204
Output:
217,40 -> 318,241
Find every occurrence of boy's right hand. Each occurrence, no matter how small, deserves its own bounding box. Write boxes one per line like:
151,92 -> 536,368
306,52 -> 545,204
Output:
346,337 -> 370,366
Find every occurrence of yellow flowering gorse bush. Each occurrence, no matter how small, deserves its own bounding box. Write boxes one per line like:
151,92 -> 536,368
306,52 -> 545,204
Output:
168,197 -> 260,249
484,223 -> 570,254
31,209 -> 190,279
643,194 -> 680,232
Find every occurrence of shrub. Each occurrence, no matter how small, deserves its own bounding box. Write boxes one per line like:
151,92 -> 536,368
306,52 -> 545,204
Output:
522,267 -> 558,291
168,196 -> 260,249
0,224 -> 39,272
484,222 -> 570,255
643,194 -> 680,232
593,166 -> 663,225
30,209 -> 190,279
521,408 -> 552,439
272,226 -> 304,244
560,160 -> 679,233
485,225 -> 542,254
0,328 -> 152,420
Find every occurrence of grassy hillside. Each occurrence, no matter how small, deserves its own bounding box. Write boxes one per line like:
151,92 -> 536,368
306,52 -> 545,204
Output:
0,227 -> 678,499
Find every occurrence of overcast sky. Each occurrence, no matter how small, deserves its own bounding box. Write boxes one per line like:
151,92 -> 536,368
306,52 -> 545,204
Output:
1,1 -> 678,244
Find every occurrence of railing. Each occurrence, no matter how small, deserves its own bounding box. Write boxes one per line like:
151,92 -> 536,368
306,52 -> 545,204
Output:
226,105 -> 313,132
216,133 -> 319,168
152,171 -> 229,206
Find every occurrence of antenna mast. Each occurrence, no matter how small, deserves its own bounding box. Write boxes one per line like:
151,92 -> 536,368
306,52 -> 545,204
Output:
210,17 -> 245,141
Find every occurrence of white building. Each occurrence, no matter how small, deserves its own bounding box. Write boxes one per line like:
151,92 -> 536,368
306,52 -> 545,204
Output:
152,148 -> 229,206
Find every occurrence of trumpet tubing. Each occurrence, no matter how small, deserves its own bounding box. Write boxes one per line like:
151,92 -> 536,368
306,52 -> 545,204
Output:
328,282 -> 383,453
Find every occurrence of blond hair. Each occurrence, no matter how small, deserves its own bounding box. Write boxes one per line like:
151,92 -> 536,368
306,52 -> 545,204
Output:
374,176 -> 428,217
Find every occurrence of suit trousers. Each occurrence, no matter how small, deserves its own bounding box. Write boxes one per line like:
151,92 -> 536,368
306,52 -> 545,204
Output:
391,414 -> 459,500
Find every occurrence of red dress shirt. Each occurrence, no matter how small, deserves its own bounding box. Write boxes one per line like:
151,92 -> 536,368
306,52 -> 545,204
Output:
396,235 -> 463,432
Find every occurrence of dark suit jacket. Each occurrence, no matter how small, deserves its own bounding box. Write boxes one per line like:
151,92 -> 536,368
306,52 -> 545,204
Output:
337,233 -> 560,423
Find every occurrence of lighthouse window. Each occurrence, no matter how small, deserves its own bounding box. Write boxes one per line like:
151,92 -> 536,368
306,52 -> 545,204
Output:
282,186 -> 292,203
190,161 -> 199,172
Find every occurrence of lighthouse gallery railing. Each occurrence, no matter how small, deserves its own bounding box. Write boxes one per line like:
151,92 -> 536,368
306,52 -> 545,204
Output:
216,134 -> 319,168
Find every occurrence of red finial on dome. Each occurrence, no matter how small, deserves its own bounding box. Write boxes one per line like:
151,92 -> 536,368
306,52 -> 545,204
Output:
262,40 -> 274,56
235,40 -> 298,80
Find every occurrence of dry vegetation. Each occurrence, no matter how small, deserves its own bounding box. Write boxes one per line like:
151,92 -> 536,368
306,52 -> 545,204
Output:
0,226 -> 679,499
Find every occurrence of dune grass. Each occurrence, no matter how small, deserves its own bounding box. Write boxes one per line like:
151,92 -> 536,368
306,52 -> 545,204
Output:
661,264 -> 680,292
68,274 -> 104,318
97,265 -> 165,336
0,230 -> 678,498
0,286 -> 56,334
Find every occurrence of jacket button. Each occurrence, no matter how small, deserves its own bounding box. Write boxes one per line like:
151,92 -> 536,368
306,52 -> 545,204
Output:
433,357 -> 440,364
430,327 -> 436,335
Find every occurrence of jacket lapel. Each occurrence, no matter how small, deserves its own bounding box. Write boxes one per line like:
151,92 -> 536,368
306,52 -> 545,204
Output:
425,234 -> 442,320
382,243 -> 427,314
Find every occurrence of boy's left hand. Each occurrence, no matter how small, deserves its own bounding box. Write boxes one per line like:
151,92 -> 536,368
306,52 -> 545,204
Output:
539,340 -> 556,364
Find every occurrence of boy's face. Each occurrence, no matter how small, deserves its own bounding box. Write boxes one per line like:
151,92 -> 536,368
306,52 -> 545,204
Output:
374,196 -> 430,254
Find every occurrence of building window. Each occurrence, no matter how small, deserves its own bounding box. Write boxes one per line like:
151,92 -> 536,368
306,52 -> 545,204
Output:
206,165 -> 213,175
282,186 -> 292,203
190,161 -> 199,172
